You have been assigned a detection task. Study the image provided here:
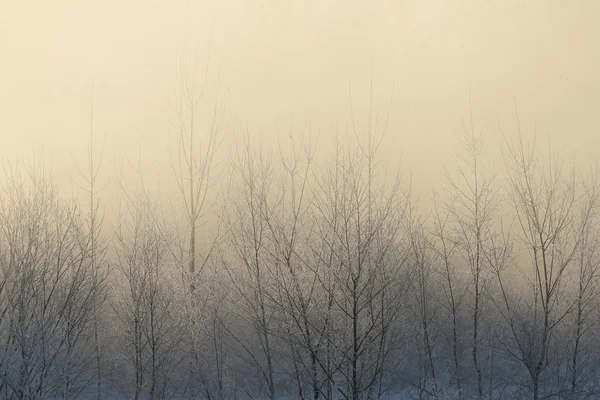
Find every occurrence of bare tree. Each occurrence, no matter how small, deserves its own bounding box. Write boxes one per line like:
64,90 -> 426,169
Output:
263,133 -> 327,400
444,122 -> 497,399
429,194 -> 466,399
407,214 -> 440,398
168,52 -> 229,288
568,169 -> 600,397
70,91 -> 110,400
0,158 -> 103,399
221,135 -> 279,400
112,181 -> 183,400
310,129 -> 410,400
494,127 -> 586,400
162,51 -> 230,399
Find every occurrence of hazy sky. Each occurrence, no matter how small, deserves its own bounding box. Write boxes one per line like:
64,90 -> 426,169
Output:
1,0 -> 599,203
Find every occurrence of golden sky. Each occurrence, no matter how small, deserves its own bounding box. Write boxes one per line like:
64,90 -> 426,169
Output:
1,0 -> 599,204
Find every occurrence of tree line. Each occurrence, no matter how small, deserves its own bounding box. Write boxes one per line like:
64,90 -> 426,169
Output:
1,78 -> 600,400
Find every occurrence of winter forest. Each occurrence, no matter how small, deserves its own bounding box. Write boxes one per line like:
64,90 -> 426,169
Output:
3,2 -> 600,400
3,73 -> 600,400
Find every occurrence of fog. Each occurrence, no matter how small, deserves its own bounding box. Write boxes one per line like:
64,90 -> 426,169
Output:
3,0 -> 599,200
2,1 -> 600,399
